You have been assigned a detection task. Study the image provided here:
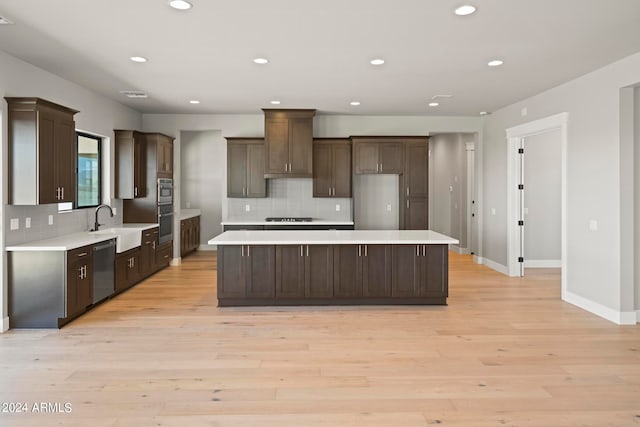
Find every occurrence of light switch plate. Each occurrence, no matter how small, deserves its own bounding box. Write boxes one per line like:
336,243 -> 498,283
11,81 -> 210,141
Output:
25,217 -> 31,229
589,220 -> 598,231
386,204 -> 392,212
10,218 -> 19,230
112,208 -> 117,215
335,204 -> 341,212
48,215 -> 54,225
245,204 -> 250,212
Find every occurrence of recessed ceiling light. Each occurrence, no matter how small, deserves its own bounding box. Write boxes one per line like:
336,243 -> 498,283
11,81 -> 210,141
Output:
270,100 -> 281,105
428,102 -> 439,107
169,0 -> 192,10
253,57 -> 269,64
130,56 -> 147,63
479,111 -> 489,115
370,58 -> 385,66
189,100 -> 200,104
488,59 -> 504,67
454,5 -> 476,16
0,16 -> 14,25
350,101 -> 361,106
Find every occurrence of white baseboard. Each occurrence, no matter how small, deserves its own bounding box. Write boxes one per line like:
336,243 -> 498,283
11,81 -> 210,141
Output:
450,246 -> 470,255
1,317 -> 9,333
473,255 -> 482,265
475,256 -> 509,275
199,244 -> 216,251
563,290 -> 637,325
524,259 -> 561,268
169,257 -> 182,266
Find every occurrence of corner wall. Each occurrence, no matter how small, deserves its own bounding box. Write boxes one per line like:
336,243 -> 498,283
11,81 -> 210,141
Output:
483,51 -> 640,323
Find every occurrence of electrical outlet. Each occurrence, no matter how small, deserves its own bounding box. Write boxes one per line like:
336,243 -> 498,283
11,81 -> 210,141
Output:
449,186 -> 453,192
335,204 -> 341,212
112,208 -> 117,215
48,215 -> 54,225
25,217 -> 31,229
386,204 -> 392,212
245,204 -> 251,212
10,218 -> 19,230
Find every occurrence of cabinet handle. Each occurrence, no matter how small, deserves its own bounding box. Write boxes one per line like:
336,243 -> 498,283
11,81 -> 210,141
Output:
134,187 -> 138,197
416,245 -> 419,256
300,245 -> 303,257
284,163 -> 288,172
306,245 -> 309,257
422,245 -> 426,257
376,163 -> 379,173
56,187 -> 60,200
380,162 -> 383,172
152,241 -> 156,250
407,199 -> 410,209
329,187 -> 331,196
332,187 -> 335,196
364,245 -> 367,257
406,187 -> 410,196
132,257 -> 135,267
358,245 -> 361,257
76,252 -> 88,258
241,246 -> 244,257
247,246 -> 250,257
61,187 -> 64,200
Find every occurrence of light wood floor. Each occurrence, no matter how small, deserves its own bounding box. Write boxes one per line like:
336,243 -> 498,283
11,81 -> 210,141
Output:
1,252 -> 639,427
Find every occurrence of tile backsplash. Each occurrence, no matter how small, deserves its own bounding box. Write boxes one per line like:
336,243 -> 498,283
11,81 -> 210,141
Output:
226,179 -> 352,221
4,200 -> 123,246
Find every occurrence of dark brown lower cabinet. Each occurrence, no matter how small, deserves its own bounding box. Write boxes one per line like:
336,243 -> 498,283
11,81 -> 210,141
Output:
392,244 -> 448,298
66,246 -> 93,318
155,241 -> 173,270
217,245 -> 275,300
217,244 -> 447,306
333,245 -> 391,298
275,245 -> 333,298
139,229 -> 157,278
115,247 -> 140,293
181,216 -> 201,258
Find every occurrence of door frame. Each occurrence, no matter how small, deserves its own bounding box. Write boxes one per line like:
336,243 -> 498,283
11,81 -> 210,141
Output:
506,113 -> 568,297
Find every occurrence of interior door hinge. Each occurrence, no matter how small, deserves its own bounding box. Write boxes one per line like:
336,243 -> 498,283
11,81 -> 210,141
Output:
518,184 -> 524,190
518,220 -> 524,226
518,148 -> 524,154
518,257 -> 524,263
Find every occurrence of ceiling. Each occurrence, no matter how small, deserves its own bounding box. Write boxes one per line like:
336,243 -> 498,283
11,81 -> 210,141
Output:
1,0 -> 639,116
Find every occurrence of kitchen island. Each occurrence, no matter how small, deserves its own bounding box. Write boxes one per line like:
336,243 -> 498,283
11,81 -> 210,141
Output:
208,230 -> 458,306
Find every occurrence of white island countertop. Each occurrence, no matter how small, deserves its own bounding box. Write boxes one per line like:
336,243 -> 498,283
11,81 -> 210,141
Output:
208,230 -> 458,246
221,219 -> 354,226
5,223 -> 158,252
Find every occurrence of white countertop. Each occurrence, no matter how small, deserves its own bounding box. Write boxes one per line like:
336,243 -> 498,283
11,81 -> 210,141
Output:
221,220 -> 355,226
208,230 -> 458,245
181,209 -> 201,220
5,223 -> 158,252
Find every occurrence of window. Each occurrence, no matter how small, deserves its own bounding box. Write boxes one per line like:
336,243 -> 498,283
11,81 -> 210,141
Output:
76,132 -> 102,208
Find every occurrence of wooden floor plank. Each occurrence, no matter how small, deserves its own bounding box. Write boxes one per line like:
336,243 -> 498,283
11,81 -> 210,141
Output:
0,251 -> 639,426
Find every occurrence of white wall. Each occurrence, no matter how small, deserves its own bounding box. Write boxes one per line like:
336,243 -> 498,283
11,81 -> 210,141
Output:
635,87 -> 640,313
429,133 -> 471,250
0,51 -> 141,332
482,51 -> 640,322
523,129 -> 561,264
180,130 -> 225,248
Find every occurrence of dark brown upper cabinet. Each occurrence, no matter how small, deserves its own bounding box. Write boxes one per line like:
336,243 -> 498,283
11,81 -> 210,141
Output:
6,97 -> 78,205
312,138 -> 352,198
402,138 -> 429,229
351,137 -> 404,175
226,137 -> 267,198
263,109 -> 315,178
151,133 -> 173,178
115,130 -> 147,199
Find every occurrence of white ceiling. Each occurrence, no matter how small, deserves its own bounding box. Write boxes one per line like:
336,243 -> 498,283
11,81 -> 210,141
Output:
1,0 -> 639,116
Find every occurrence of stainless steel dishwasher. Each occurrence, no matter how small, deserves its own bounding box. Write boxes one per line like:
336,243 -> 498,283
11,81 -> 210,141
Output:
93,239 -> 115,303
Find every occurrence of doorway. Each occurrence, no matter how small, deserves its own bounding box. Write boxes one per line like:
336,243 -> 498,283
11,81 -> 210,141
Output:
506,113 -> 568,297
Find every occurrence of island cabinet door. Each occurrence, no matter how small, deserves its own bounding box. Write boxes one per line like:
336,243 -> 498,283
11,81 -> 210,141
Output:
305,245 -> 333,298
361,245 -> 392,297
391,245 -> 421,297
333,245 -> 362,297
245,245 -> 275,298
217,245 -> 246,298
422,245 -> 448,298
275,245 -> 305,298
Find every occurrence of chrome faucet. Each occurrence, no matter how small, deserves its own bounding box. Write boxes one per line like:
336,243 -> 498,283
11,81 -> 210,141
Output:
93,204 -> 114,231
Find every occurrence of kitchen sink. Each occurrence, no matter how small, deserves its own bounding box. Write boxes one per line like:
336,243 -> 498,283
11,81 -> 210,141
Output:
91,227 -> 141,253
